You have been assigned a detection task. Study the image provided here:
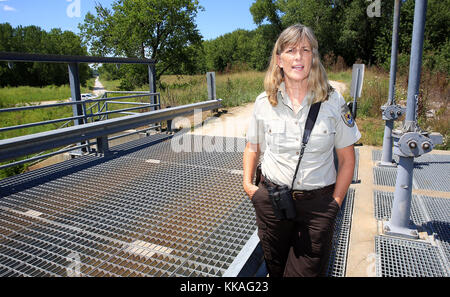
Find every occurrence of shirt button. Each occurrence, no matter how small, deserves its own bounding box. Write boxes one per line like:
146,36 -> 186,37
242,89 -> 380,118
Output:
296,152 -> 300,155
295,121 -> 299,125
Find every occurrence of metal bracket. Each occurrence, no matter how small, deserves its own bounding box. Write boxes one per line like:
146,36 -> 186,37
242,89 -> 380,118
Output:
393,130 -> 443,158
383,220 -> 419,240
381,104 -> 405,121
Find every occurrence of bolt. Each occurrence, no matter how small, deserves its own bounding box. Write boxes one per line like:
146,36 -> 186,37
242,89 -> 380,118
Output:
422,142 -> 430,150
397,111 -> 402,116
384,225 -> 390,232
409,141 -> 417,149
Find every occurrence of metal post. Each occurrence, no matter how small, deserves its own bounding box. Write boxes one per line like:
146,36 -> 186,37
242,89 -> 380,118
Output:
380,0 -> 403,167
404,2 -> 426,129
68,63 -> 84,126
385,156 -> 416,238
381,119 -> 395,165
68,63 -> 86,155
148,64 -> 157,111
96,135 -> 110,156
207,72 -> 218,113
148,64 -> 159,132
352,68 -> 360,118
388,0 -> 402,107
384,0 -> 428,239
206,72 -> 216,100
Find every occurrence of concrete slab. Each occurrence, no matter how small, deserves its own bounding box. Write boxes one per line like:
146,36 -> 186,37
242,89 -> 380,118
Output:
346,145 -> 379,277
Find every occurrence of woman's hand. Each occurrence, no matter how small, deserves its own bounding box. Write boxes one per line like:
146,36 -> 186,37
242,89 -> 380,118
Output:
332,196 -> 343,208
243,142 -> 261,200
244,182 -> 259,200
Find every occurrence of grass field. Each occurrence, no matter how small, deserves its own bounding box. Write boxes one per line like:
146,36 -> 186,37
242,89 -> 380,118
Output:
0,79 -> 95,108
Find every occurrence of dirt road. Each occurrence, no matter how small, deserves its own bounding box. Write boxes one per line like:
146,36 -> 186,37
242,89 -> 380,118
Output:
93,76 -> 106,97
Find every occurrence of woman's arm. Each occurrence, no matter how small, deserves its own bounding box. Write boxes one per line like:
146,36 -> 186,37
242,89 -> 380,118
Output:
243,142 -> 261,199
333,145 -> 356,207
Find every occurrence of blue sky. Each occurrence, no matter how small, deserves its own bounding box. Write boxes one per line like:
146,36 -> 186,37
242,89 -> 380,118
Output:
0,0 -> 257,41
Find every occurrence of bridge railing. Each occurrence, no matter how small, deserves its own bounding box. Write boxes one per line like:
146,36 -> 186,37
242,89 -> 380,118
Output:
0,52 -> 221,171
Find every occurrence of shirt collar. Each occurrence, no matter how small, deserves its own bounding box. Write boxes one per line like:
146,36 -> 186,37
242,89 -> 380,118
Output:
277,82 -> 311,112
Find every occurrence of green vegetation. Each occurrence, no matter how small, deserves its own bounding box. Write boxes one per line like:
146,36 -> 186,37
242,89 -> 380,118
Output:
159,71 -> 265,108
0,23 -> 92,87
79,0 -> 203,87
0,79 -> 95,109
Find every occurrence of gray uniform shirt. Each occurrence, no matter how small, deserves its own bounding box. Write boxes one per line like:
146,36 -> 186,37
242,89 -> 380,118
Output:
246,82 -> 361,191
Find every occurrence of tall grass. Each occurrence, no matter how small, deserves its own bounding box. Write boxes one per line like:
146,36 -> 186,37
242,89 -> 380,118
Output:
328,70 -> 352,87
351,67 -> 449,149
0,79 -> 95,108
157,71 -> 265,108
354,69 -> 390,118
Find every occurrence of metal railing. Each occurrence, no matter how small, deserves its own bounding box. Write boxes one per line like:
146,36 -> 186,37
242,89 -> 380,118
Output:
0,99 -> 222,164
0,52 -> 221,171
0,91 -> 160,134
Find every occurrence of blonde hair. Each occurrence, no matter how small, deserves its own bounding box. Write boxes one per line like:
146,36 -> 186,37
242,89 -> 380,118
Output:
264,24 -> 333,106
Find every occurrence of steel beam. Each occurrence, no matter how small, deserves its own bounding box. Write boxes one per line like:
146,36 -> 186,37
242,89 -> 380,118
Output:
380,0 -> 403,167
0,52 -> 155,65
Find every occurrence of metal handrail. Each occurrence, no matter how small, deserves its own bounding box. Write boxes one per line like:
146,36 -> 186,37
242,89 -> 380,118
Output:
0,52 -> 155,65
0,92 -> 160,133
0,114 -> 86,133
0,92 -> 159,113
0,52 -> 162,172
0,99 -> 223,163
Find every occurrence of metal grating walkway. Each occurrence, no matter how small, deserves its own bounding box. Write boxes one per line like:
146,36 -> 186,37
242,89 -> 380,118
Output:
0,134 -> 356,277
375,236 -> 447,277
0,134 -> 255,276
352,148 -> 359,183
373,190 -> 450,276
372,150 -> 450,192
326,188 -> 354,277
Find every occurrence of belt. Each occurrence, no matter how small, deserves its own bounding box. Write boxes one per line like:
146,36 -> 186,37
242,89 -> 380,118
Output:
261,175 -> 335,201
292,184 -> 335,200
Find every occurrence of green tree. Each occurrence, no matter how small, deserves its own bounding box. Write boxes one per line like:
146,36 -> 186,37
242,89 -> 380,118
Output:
202,30 -> 257,73
0,23 -> 90,87
374,0 -> 450,73
337,0 -> 394,65
250,0 -> 283,33
288,1 -> 338,57
79,0 -> 203,88
249,0 -> 340,62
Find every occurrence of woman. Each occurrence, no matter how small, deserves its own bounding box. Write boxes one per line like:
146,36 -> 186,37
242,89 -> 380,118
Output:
243,24 -> 361,277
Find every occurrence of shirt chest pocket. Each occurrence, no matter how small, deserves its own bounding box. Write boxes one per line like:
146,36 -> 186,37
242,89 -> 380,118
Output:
265,120 -> 288,152
306,118 -> 336,153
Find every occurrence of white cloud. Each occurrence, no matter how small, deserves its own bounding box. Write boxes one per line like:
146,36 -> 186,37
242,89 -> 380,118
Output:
3,4 -> 16,11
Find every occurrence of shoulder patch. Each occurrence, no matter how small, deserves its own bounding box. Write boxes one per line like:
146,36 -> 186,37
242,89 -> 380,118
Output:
340,103 -> 355,127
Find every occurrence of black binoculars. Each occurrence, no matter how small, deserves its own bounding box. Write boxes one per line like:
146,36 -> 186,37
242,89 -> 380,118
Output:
266,185 -> 296,220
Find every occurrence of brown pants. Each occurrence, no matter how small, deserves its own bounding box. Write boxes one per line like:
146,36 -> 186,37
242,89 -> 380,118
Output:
252,177 -> 340,277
